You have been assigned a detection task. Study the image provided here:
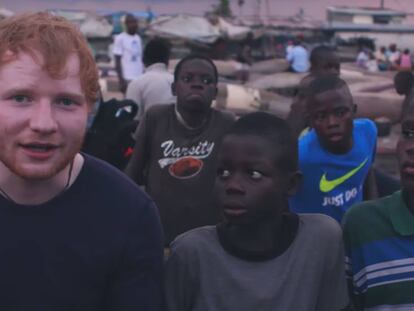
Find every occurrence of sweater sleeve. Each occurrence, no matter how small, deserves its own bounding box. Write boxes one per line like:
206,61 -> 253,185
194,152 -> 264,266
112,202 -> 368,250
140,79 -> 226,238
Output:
104,199 -> 165,311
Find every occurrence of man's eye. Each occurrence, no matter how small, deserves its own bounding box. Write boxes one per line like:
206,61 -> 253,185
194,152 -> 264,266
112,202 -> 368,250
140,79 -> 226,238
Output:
403,129 -> 414,139
334,108 -> 350,118
218,169 -> 230,179
12,95 -> 31,104
313,113 -> 325,121
202,77 -> 213,84
182,76 -> 191,82
57,98 -> 76,107
250,170 -> 263,180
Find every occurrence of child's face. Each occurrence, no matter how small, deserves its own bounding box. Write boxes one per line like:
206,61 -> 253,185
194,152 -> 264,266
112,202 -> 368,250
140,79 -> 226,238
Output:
397,107 -> 414,192
308,87 -> 355,153
215,134 -> 297,225
172,59 -> 217,115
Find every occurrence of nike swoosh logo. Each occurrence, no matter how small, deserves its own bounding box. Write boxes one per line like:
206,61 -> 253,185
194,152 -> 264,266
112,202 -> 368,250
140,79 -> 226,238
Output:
319,158 -> 368,193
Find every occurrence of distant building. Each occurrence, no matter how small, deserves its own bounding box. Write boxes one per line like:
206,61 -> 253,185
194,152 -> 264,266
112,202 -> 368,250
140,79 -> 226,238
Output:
327,6 -> 406,26
325,6 -> 414,50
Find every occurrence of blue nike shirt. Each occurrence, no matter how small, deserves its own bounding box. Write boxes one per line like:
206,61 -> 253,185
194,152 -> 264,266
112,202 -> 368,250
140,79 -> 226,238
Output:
289,119 -> 377,223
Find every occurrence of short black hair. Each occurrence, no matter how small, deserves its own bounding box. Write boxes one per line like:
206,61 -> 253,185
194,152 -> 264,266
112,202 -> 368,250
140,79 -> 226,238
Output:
125,14 -> 137,22
394,71 -> 414,96
310,45 -> 336,67
174,54 -> 218,83
225,112 -> 298,172
143,38 -> 171,67
303,74 -> 352,108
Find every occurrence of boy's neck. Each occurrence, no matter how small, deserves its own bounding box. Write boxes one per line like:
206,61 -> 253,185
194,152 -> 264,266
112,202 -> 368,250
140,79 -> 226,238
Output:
175,105 -> 211,129
217,212 -> 299,261
322,137 -> 353,155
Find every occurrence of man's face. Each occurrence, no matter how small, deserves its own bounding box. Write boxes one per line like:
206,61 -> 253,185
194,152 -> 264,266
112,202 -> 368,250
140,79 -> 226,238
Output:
0,52 -> 88,180
125,15 -> 138,35
308,87 -> 355,154
215,134 -> 296,226
172,59 -> 217,116
397,108 -> 414,192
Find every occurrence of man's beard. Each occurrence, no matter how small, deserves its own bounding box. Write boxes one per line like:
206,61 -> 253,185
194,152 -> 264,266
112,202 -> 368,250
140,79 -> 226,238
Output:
0,135 -> 84,181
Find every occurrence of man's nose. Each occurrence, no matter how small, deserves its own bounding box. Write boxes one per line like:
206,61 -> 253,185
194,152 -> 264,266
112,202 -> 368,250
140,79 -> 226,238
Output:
190,77 -> 205,89
190,83 -> 204,90
326,113 -> 340,128
225,174 -> 245,195
29,100 -> 58,134
405,141 -> 414,155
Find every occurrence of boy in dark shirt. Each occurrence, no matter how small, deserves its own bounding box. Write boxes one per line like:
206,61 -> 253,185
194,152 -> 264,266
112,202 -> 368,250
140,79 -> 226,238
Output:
125,55 -> 235,244
165,112 -> 348,311
290,75 -> 377,222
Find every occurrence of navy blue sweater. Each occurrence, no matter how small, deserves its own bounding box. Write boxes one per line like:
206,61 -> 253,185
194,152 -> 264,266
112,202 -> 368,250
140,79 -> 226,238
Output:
0,154 -> 164,310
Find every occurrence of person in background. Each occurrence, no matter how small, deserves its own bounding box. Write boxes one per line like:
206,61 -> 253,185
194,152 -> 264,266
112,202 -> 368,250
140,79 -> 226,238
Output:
125,55 -> 235,245
0,12 -> 164,310
399,49 -> 412,71
113,14 -> 143,94
287,45 -> 340,137
126,38 -> 175,121
290,75 -> 377,223
236,33 -> 254,83
165,112 -> 349,311
356,48 -> 369,69
286,39 -> 309,73
387,43 -> 401,70
366,51 -> 379,72
285,39 -> 294,57
394,71 -> 414,121
343,95 -> 414,310
375,46 -> 389,71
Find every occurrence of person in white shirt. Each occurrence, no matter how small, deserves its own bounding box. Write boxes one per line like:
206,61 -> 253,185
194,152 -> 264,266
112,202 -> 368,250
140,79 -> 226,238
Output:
286,39 -> 310,73
113,14 -> 143,94
126,38 -> 175,121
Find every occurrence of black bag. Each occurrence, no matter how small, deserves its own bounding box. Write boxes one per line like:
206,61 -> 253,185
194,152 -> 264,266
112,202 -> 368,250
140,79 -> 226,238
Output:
82,98 -> 139,170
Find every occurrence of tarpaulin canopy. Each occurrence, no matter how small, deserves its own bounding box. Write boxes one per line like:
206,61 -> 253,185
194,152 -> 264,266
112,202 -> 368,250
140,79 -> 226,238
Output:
147,14 -> 251,43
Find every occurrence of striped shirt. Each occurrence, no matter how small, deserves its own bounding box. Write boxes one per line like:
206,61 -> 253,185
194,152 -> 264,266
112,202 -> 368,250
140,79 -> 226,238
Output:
343,191 -> 414,311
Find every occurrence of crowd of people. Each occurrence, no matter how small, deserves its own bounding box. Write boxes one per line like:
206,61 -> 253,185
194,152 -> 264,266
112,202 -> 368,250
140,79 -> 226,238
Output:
1,11 -> 414,311
357,43 -> 413,72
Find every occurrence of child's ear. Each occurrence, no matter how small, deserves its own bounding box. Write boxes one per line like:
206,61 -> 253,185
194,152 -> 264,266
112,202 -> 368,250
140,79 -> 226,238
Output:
171,82 -> 177,96
287,170 -> 302,196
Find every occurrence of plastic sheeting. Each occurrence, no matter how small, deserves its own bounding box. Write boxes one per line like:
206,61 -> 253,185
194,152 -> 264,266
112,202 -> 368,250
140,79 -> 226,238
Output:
0,8 -> 14,20
50,10 -> 113,38
147,14 -> 250,43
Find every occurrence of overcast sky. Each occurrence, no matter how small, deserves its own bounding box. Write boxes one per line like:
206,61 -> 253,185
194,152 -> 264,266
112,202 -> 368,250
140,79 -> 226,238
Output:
3,0 -> 414,19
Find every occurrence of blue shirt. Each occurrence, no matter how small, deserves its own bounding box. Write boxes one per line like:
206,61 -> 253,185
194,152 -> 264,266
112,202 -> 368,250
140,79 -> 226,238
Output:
289,119 -> 377,223
286,46 -> 309,73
